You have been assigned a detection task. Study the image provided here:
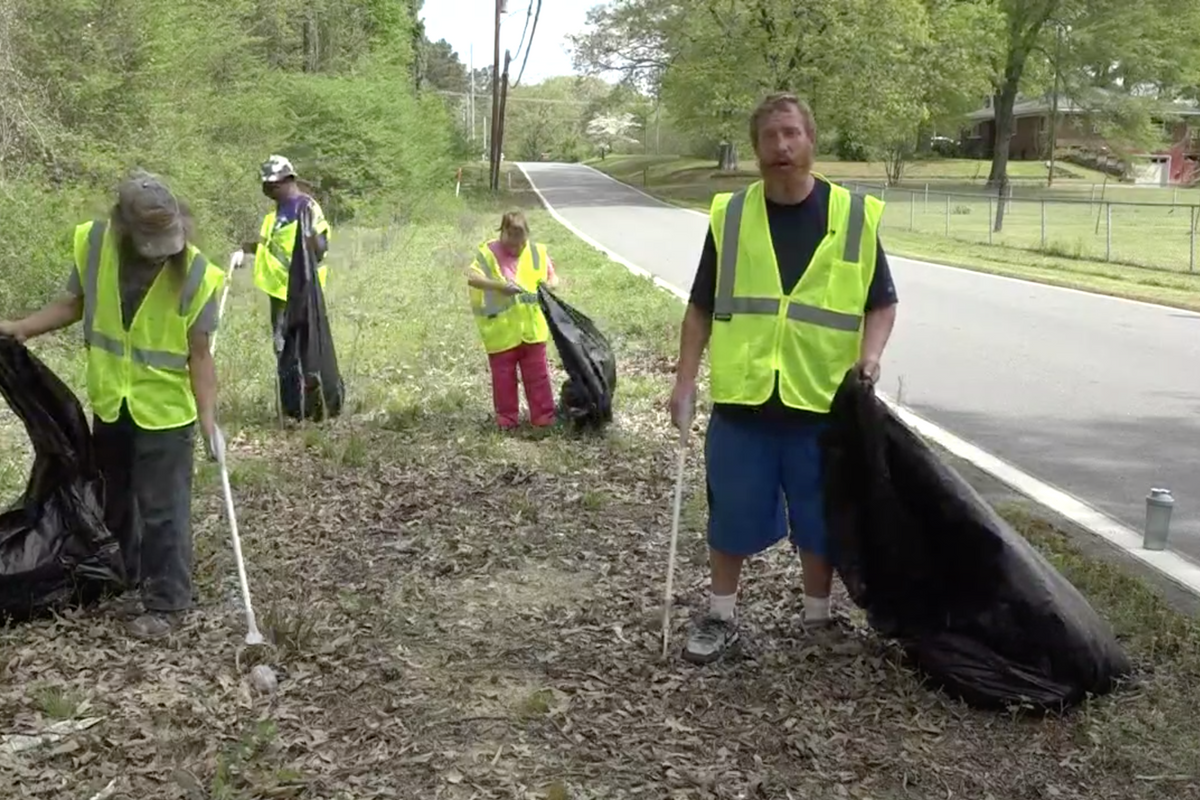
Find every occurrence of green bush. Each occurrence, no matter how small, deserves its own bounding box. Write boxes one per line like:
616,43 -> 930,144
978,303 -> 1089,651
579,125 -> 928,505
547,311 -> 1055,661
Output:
0,0 -> 455,315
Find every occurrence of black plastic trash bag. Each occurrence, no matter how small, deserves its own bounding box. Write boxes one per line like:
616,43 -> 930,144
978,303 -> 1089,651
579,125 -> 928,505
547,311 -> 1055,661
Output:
822,369 -> 1133,711
277,203 -> 344,421
537,286 -> 616,429
0,335 -> 124,622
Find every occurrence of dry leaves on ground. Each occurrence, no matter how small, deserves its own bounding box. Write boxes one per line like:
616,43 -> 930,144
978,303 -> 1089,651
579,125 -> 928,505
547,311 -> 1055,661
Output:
2,377 -> 1198,800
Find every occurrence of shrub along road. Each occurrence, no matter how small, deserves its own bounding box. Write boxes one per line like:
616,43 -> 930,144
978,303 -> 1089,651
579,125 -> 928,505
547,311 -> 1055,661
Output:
0,183 -> 1196,799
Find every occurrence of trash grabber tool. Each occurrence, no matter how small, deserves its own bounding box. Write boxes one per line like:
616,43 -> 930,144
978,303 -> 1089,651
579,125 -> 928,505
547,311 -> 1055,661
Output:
208,252 -> 240,356
661,400 -> 693,659
215,437 -> 264,646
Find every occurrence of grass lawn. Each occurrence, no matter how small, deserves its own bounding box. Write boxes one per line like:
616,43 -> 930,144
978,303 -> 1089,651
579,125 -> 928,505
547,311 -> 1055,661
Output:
0,172 -> 1198,798
590,154 -> 1120,186
589,156 -> 1200,310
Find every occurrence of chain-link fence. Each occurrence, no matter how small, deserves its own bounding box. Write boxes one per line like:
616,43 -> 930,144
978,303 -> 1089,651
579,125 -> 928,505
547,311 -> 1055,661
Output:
845,182 -> 1200,273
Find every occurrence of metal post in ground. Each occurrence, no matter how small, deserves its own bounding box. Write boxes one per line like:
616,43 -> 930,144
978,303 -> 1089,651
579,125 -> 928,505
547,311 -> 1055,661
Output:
1040,199 -> 1046,249
944,193 -> 949,236
1143,488 -> 1174,550
1105,203 -> 1112,260
1191,206 -> 1197,273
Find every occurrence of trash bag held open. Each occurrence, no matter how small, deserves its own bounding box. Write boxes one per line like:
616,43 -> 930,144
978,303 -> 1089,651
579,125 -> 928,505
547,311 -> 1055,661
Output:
822,370 -> 1133,710
537,286 -> 616,429
0,335 -> 125,622
276,203 -> 344,422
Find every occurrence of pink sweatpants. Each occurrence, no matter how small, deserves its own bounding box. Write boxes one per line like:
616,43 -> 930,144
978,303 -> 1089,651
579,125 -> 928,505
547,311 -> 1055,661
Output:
487,342 -> 556,429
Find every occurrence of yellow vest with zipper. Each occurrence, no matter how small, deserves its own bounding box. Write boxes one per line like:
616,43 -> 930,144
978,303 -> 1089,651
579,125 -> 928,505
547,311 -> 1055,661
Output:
253,200 -> 331,301
707,178 -> 884,413
469,241 -> 551,354
72,218 -> 225,430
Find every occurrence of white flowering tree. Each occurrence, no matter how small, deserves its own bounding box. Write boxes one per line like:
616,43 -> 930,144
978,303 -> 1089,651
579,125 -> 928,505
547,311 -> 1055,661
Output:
586,112 -> 642,158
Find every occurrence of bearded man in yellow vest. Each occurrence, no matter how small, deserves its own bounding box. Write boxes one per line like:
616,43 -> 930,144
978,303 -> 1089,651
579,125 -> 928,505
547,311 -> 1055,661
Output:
0,171 -> 226,640
240,155 -> 331,352
667,93 -> 900,664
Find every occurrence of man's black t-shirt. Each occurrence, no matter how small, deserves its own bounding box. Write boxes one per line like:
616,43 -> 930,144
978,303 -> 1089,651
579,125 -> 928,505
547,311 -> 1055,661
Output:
689,178 -> 899,425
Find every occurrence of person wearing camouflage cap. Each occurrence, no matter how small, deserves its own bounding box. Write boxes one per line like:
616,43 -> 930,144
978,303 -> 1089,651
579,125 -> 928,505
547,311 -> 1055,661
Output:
240,155 -> 332,352
0,170 -> 227,640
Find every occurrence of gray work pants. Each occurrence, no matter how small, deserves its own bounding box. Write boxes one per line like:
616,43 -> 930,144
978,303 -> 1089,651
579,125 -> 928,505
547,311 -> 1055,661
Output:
93,406 -> 196,614
269,295 -> 287,356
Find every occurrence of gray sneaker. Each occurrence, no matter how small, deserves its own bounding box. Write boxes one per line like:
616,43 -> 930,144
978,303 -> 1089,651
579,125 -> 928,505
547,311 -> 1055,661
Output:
683,613 -> 740,664
126,612 -> 180,640
111,590 -> 144,620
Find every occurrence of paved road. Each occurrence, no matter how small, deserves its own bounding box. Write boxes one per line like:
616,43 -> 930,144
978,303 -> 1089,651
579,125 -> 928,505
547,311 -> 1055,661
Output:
521,161 -> 1200,564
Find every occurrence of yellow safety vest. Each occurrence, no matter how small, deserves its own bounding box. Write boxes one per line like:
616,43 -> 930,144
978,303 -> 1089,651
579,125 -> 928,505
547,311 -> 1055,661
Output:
468,241 -> 551,354
253,199 -> 332,301
72,218 -> 225,430
707,178 -> 884,413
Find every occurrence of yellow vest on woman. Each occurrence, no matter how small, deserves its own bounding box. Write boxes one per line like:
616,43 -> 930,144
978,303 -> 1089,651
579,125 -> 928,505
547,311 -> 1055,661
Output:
468,242 -> 551,354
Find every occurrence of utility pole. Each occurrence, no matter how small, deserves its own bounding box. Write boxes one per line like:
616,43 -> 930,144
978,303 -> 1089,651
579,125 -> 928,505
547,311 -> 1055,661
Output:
493,49 -> 513,191
489,0 -> 504,191
469,44 -> 475,143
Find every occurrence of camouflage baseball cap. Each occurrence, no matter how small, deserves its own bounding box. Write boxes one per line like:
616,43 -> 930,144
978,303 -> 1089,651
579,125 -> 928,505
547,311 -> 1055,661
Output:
116,170 -> 186,260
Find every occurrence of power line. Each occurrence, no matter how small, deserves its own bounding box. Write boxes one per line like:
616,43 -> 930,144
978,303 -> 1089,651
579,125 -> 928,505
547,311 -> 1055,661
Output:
512,0 -> 534,65
514,0 -> 542,87
433,89 -> 591,107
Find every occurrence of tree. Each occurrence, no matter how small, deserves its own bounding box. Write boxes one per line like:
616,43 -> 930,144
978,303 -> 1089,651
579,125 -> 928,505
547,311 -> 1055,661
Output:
1,0 -> 455,309
575,0 -> 976,171
586,113 -> 641,157
855,0 -> 1002,183
420,38 -> 468,93
983,0 -> 1200,186
568,0 -> 682,92
501,77 -> 610,162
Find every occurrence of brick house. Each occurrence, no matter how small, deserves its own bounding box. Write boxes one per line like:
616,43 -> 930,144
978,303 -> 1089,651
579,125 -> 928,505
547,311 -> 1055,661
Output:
959,94 -> 1200,185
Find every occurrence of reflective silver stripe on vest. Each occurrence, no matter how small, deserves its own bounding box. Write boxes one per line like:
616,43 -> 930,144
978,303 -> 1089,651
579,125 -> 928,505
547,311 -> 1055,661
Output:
712,189 -> 867,333
178,252 -> 210,315
472,251 -> 509,317
80,219 -> 192,372
471,244 -> 542,318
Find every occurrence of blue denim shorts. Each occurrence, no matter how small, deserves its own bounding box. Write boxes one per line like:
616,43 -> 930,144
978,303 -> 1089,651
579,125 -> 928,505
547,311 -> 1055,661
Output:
703,411 -> 828,559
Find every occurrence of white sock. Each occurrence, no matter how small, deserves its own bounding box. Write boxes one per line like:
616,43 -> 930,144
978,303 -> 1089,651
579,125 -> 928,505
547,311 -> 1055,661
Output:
710,592 -> 737,621
803,595 -> 831,622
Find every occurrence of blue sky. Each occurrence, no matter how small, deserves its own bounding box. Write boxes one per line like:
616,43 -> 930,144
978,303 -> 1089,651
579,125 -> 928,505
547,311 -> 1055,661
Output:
418,0 -> 593,84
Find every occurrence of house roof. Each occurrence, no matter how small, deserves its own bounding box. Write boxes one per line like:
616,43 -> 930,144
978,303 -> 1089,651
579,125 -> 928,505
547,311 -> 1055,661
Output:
966,93 -> 1200,122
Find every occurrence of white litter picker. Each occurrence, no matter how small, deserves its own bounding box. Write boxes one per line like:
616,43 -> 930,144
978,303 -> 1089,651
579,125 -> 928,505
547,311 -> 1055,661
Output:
660,401 -> 693,659
208,251 -> 276,693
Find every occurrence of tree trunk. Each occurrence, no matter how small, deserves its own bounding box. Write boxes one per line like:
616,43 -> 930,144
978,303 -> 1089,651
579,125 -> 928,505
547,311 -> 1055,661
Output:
717,142 -> 738,172
993,174 -> 1010,232
987,80 -> 1020,188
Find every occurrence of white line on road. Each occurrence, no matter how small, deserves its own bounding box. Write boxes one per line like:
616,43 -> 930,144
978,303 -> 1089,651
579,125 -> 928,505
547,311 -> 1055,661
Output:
516,161 -> 1200,598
